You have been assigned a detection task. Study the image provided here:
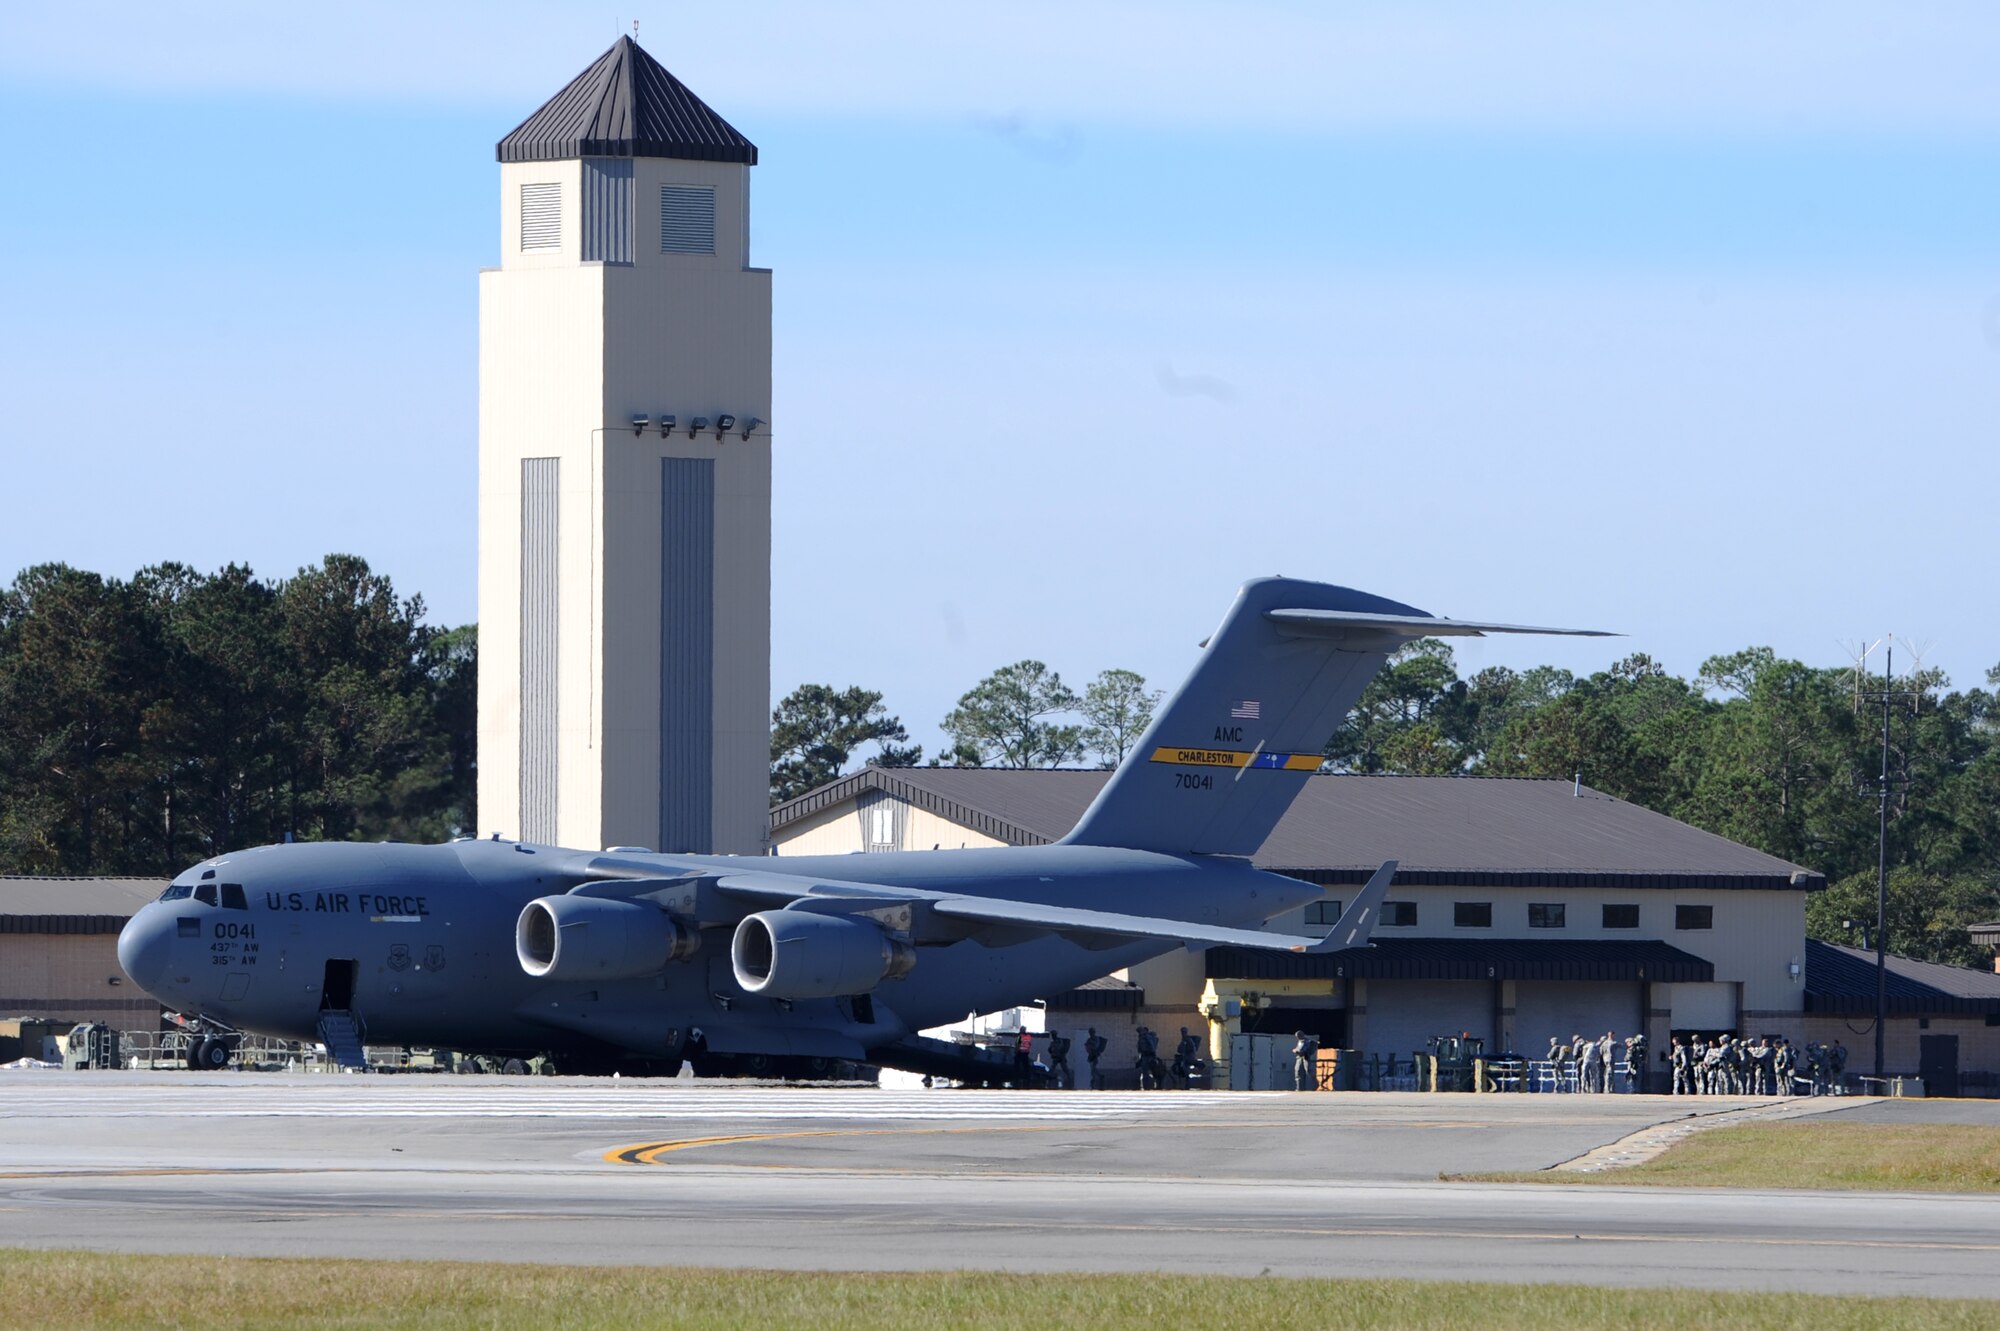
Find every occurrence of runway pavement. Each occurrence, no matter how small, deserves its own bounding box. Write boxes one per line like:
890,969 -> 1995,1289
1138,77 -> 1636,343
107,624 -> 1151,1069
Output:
1,1072 -> 1996,1296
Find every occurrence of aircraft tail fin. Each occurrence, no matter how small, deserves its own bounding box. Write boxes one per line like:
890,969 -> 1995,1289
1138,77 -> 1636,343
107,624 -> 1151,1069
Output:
1061,578 -> 1610,857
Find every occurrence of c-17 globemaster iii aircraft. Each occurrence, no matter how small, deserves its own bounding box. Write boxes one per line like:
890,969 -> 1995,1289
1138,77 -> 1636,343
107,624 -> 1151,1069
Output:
117,577 -> 1607,1078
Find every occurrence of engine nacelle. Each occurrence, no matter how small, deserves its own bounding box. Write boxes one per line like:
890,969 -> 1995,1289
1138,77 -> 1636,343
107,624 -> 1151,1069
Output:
730,909 -> 915,999
516,895 -> 697,981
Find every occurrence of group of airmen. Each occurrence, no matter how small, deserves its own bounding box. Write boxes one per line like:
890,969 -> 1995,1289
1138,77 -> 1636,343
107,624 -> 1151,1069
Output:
1543,1031 -> 1647,1092
1130,1025 -> 1205,1090
1030,1025 -> 1851,1096
1668,1033 -> 1847,1096
1031,1026 -> 1202,1090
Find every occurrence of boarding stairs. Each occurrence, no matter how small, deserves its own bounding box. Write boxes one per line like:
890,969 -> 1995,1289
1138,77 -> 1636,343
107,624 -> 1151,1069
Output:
316,1010 -> 369,1072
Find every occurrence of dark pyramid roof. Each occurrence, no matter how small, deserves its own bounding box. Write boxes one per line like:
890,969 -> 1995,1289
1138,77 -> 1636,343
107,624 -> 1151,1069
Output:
497,36 -> 757,166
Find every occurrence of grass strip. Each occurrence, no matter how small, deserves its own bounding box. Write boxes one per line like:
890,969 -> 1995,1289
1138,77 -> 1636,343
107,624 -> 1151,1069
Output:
1456,1121 -> 2000,1191
3,1250 -> 1997,1331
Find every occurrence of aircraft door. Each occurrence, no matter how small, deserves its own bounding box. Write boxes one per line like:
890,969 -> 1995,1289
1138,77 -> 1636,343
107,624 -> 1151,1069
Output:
321,959 -> 358,1011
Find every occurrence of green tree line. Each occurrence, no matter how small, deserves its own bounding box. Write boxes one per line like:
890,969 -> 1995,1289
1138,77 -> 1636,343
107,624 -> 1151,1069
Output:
5,553 -> 1992,969
0,557 -> 475,875
769,664 -> 1164,802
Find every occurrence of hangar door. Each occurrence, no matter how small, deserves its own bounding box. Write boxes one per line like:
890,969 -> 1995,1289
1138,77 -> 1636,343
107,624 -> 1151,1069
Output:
1668,982 -> 1738,1034
1364,981 -> 1490,1061
1513,982 -> 1642,1058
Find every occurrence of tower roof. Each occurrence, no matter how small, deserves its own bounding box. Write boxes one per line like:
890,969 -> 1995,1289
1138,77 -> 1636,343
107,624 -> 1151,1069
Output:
498,37 -> 758,166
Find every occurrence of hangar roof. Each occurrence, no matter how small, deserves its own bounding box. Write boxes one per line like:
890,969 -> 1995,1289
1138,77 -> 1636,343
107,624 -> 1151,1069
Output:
498,36 -> 758,165
771,768 -> 1824,891
1804,939 -> 2000,1016
0,877 -> 163,935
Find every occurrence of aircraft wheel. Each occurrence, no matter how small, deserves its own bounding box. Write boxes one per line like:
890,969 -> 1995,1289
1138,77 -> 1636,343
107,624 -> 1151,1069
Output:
502,1058 -> 527,1076
197,1038 -> 233,1070
185,1038 -> 207,1070
742,1053 -> 776,1079
802,1056 -> 833,1079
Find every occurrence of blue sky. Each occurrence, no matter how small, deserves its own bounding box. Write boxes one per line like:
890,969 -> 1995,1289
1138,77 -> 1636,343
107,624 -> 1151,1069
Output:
3,3 -> 1996,760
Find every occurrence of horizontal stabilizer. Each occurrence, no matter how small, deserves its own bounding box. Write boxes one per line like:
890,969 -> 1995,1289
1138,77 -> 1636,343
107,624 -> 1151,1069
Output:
1267,609 -> 1616,640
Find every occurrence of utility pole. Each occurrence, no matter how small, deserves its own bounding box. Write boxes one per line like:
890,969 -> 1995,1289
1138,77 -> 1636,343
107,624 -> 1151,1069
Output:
1874,644 -> 1890,1081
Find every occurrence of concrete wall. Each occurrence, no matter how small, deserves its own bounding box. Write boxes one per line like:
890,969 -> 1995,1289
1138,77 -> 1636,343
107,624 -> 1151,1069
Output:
1271,881 -> 1808,1021
1803,1015 -> 2000,1086
0,935 -> 160,1031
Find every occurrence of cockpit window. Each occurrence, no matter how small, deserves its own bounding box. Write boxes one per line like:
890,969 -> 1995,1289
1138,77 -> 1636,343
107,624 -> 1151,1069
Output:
220,883 -> 248,910
194,884 -> 218,907
158,884 -> 193,902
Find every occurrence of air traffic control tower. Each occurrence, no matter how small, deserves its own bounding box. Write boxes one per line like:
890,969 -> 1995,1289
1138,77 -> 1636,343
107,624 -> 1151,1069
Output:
479,38 -> 771,854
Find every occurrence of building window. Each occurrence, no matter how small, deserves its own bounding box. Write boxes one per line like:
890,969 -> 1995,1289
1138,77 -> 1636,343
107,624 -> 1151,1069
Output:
1382,901 -> 1417,927
1676,904 -> 1714,930
1454,902 -> 1492,928
1305,900 -> 1345,927
661,184 -> 716,254
860,802 -> 901,853
1528,902 -> 1566,929
1603,903 -> 1639,929
520,182 -> 561,251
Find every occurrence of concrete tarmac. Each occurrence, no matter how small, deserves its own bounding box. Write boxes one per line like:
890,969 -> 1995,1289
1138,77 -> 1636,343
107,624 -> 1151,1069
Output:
2,1073 -> 1997,1297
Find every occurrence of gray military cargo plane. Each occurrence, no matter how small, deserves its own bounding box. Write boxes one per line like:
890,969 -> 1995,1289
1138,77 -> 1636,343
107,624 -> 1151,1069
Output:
116,577 -> 1606,1077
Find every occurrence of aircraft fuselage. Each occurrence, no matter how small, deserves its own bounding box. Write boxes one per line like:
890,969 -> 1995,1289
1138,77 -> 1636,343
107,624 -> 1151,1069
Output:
116,837 -> 1320,1067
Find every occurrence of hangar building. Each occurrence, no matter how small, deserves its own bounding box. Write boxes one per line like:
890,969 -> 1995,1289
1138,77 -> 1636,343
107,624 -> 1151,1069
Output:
770,768 -> 2000,1091
0,878 -> 165,1032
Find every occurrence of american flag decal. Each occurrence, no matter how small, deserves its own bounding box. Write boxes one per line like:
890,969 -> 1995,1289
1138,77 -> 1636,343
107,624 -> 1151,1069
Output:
1231,700 -> 1260,720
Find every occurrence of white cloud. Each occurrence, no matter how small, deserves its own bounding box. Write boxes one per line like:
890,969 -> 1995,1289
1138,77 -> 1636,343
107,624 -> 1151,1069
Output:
5,2 -> 1998,134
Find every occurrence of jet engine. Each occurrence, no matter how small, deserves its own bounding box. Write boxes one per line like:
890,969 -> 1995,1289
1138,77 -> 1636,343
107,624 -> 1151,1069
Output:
730,910 -> 916,999
516,895 -> 698,981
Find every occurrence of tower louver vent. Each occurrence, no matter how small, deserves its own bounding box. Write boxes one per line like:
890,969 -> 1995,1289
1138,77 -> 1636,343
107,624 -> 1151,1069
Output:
520,182 -> 562,251
660,185 -> 715,254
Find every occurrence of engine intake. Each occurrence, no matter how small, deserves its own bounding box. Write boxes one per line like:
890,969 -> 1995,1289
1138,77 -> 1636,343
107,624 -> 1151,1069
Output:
730,910 -> 915,999
516,895 -> 697,980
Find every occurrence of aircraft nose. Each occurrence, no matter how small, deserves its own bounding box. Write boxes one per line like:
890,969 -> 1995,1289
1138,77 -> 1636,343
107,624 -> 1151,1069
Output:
117,906 -> 173,992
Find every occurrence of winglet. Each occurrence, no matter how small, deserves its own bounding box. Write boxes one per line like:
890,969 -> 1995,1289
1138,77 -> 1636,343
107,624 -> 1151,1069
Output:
1299,859 -> 1396,954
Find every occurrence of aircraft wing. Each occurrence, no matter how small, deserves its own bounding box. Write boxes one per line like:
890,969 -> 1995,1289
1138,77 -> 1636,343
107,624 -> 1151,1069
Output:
932,859 -> 1395,955
582,859 -> 1395,955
